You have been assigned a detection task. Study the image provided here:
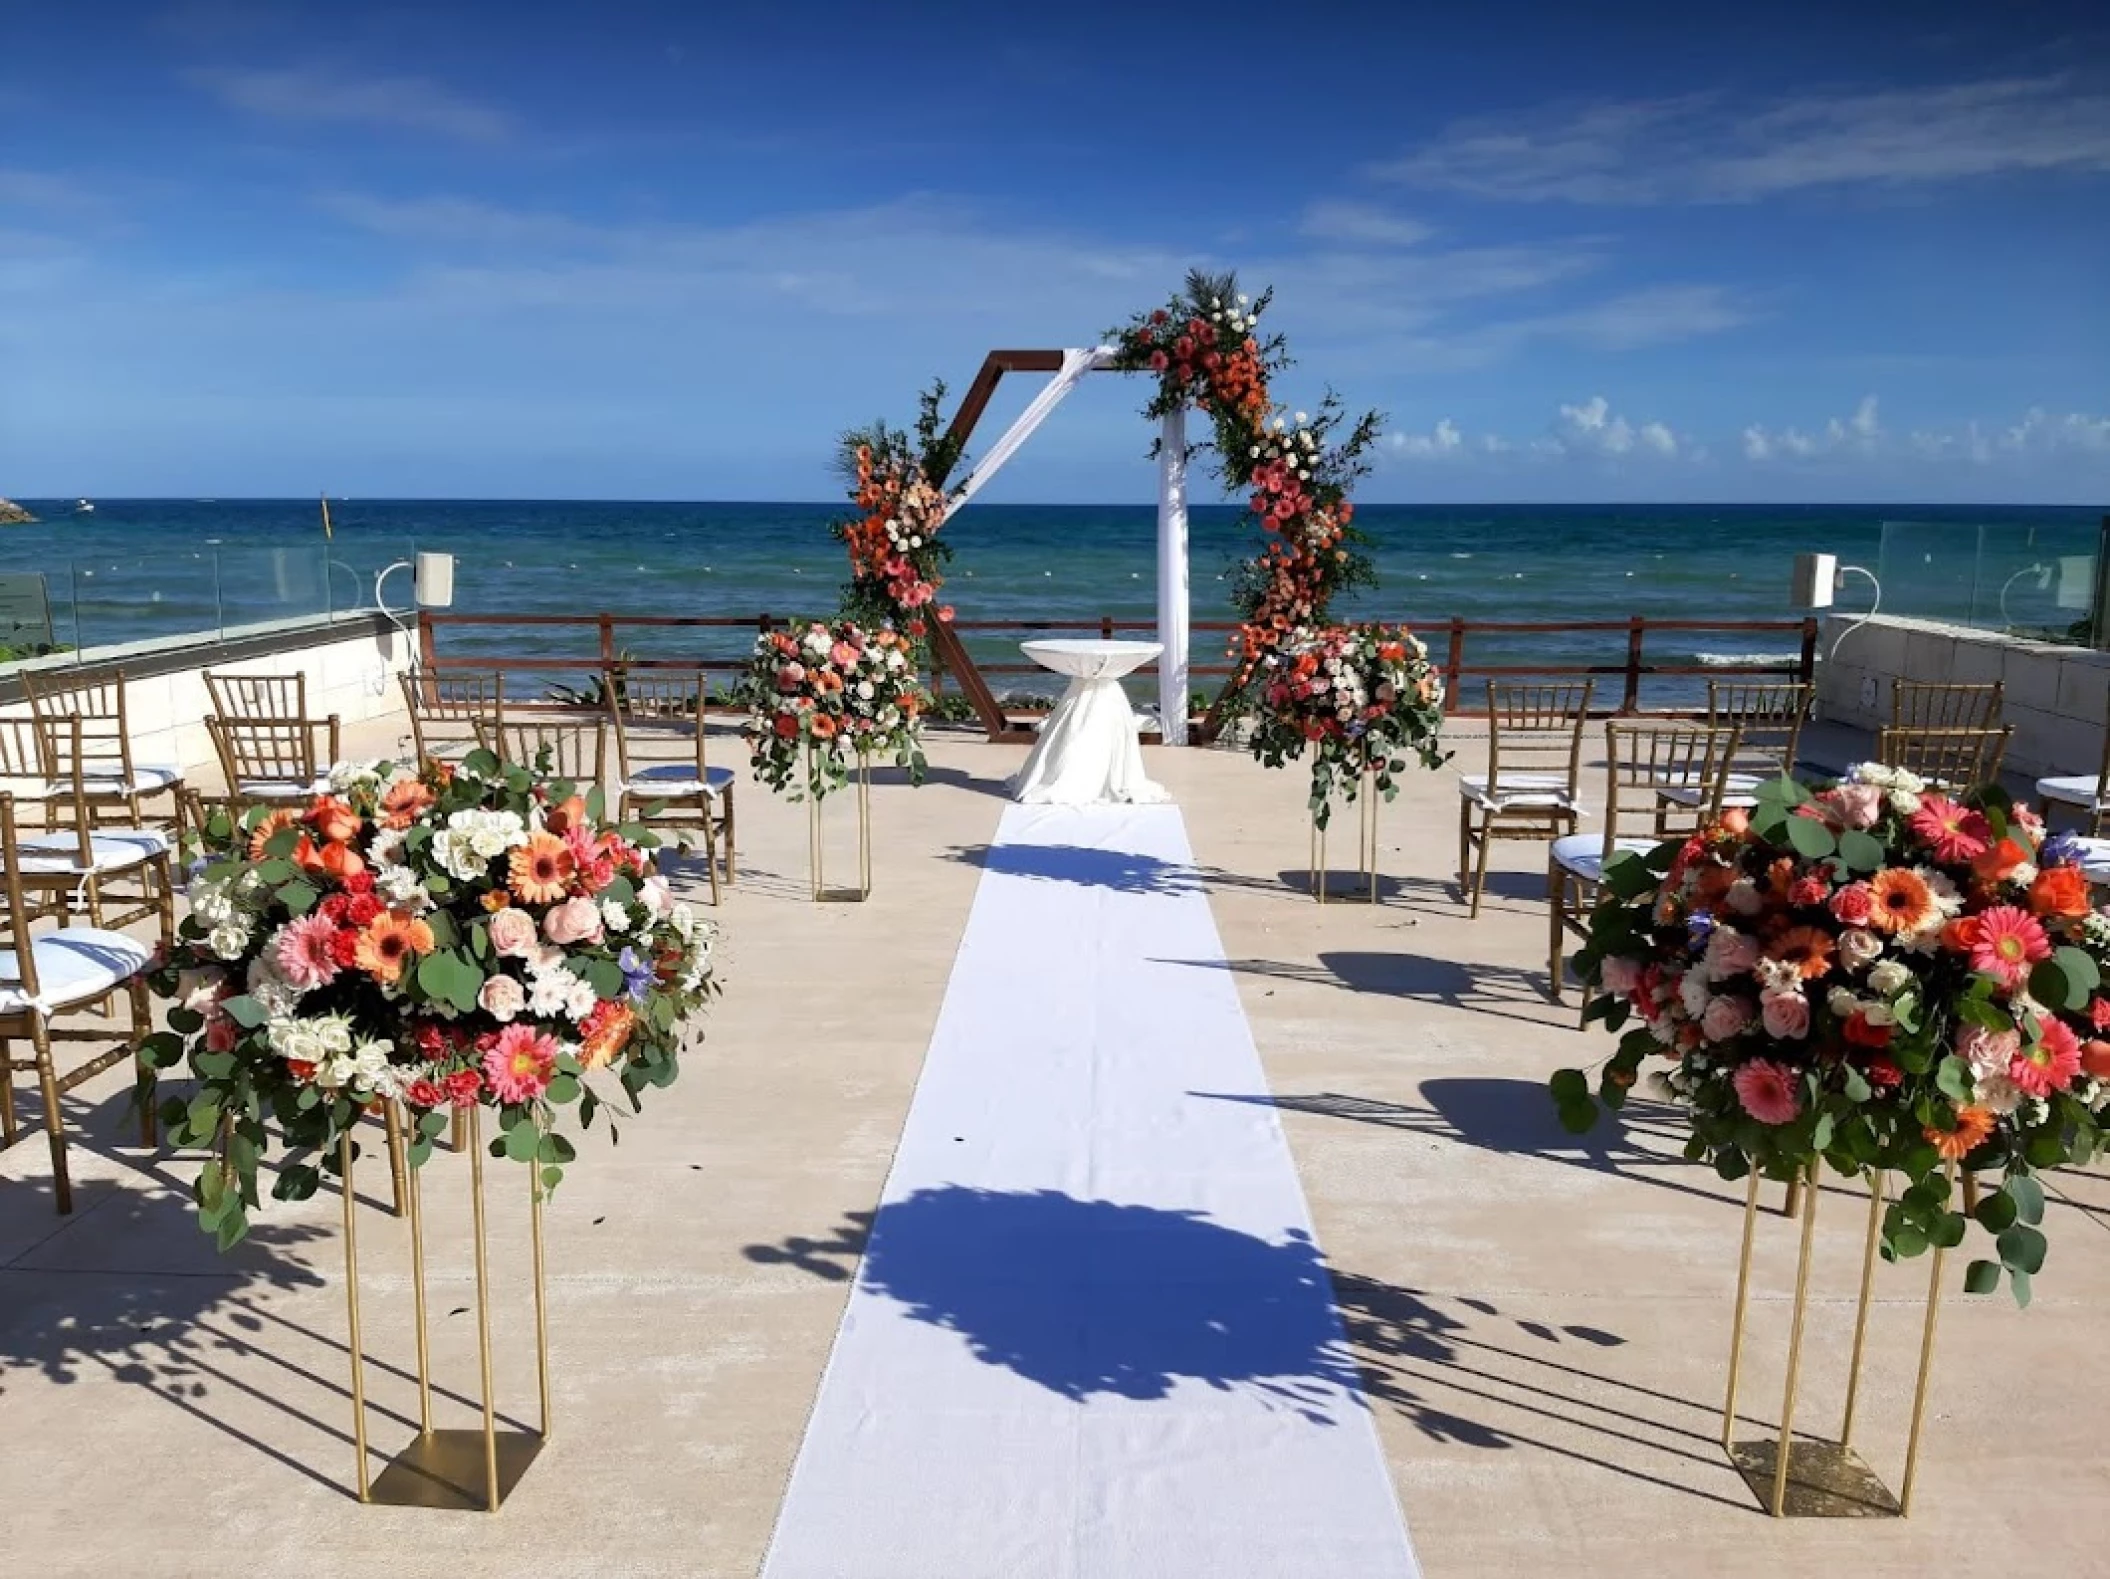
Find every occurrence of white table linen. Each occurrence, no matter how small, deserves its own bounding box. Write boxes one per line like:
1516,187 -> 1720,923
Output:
1010,640 -> 1169,806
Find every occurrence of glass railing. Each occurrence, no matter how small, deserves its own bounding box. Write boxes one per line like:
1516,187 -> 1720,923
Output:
1875,519 -> 2105,647
0,538 -> 420,670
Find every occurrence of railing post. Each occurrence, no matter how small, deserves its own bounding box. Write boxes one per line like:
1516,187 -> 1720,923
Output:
1622,616 -> 1645,715
597,614 -> 615,671
1798,616 -> 1819,687
1445,618 -> 1465,716
1100,615 -> 1114,640
417,610 -> 437,675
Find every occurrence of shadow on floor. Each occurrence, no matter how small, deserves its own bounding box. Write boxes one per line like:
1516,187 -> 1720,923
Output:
946,843 -> 1202,896
746,1189 -> 1753,1509
1160,950 -> 1564,1027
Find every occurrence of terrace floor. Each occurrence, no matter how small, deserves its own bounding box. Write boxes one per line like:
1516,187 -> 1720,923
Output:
3,709 -> 2106,1577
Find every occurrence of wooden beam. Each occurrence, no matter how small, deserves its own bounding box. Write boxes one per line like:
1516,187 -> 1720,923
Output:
935,349 -> 1067,486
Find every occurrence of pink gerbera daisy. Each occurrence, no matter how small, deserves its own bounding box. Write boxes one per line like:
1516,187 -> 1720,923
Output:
1908,795 -> 1992,864
273,912 -> 342,991
2012,1017 -> 2084,1098
1969,905 -> 2052,991
482,1023 -> 558,1104
1732,1058 -> 1803,1125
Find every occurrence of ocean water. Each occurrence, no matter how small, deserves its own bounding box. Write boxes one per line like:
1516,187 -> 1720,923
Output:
4,498 -> 2097,705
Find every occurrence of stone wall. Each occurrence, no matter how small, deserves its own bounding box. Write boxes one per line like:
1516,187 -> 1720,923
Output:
1,613 -> 415,774
1816,612 -> 2109,779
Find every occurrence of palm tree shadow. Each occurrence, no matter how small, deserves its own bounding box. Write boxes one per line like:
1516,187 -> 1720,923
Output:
1160,950 -> 1566,1027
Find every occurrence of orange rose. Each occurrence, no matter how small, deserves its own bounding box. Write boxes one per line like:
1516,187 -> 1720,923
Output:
317,840 -> 366,882
2028,865 -> 2090,920
544,794 -> 590,836
2083,1040 -> 2110,1081
1940,915 -> 1984,953
1972,837 -> 2030,884
306,795 -> 362,844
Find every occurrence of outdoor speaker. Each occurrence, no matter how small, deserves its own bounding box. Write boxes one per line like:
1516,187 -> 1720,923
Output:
414,552 -> 456,607
1791,552 -> 1838,609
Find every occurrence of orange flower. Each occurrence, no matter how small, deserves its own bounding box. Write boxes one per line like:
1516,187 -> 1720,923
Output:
1940,915 -> 1984,953
508,832 -> 575,904
481,889 -> 512,914
247,809 -> 301,861
1925,1104 -> 1996,1161
317,841 -> 365,882
379,778 -> 435,830
1972,837 -> 2030,884
2029,865 -> 2090,920
543,794 -> 589,837
1867,868 -> 1939,936
810,714 -> 839,739
578,1002 -> 635,1071
354,910 -> 435,984
306,795 -> 362,844
1766,925 -> 1836,980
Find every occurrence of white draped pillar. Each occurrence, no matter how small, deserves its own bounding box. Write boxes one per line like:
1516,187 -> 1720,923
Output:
1156,407 -> 1189,746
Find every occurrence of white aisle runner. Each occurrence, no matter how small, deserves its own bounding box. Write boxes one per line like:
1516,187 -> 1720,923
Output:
760,805 -> 1420,1579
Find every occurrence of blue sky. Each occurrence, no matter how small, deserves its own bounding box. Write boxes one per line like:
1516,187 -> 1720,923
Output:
2,0 -> 2106,504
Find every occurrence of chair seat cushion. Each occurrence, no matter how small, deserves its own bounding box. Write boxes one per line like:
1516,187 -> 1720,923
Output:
14,829 -> 171,876
1658,772 -> 1765,808
623,764 -> 734,798
2037,774 -> 2108,810
78,763 -> 183,795
0,926 -> 154,1013
1551,833 -> 1661,883
235,777 -> 329,800
1458,772 -> 1579,811
2071,837 -> 2110,883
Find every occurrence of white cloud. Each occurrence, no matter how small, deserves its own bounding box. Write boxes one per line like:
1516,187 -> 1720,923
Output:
1386,417 -> 1465,457
1297,201 -> 1434,248
1741,425 -> 1771,461
1373,75 -> 2110,204
1638,420 -> 1677,456
187,67 -> 514,143
1741,395 -> 1880,463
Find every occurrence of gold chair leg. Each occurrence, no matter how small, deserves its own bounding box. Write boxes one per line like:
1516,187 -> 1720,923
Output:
1546,866 -> 1566,1003
129,979 -> 157,1147
702,814 -> 722,907
0,1038 -> 17,1146
722,790 -> 737,887
31,1019 -> 72,1214
1470,823 -> 1494,920
1456,798 -> 1472,900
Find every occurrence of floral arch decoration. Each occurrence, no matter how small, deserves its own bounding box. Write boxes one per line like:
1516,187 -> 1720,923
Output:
827,270 -> 1385,744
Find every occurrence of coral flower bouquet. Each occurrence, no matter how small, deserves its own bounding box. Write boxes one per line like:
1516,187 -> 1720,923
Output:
1552,764 -> 2110,1303
146,754 -> 719,1247
741,619 -> 929,801
1245,622 -> 1448,827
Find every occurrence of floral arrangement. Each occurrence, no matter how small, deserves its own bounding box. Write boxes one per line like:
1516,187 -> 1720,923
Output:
832,382 -> 964,639
1552,763 -> 2109,1304
1110,270 -> 1383,697
740,619 -> 928,800
143,755 -> 719,1247
1246,623 -> 1448,826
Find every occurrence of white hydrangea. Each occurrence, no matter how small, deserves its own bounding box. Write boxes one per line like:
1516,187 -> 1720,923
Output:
189,878 -> 238,927
600,898 -> 632,934
377,863 -> 427,907
447,807 -> 527,859
328,760 -> 387,795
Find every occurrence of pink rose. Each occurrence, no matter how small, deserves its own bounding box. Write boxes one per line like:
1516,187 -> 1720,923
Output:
1703,927 -> 1761,981
1702,995 -> 1755,1044
178,967 -> 228,1014
544,895 -> 604,946
1836,928 -> 1884,971
1955,1024 -> 2019,1079
1761,991 -> 1812,1040
1600,956 -> 1641,995
1830,883 -> 1876,927
478,974 -> 526,1022
487,906 -> 538,958
1823,784 -> 1883,830
638,875 -> 674,919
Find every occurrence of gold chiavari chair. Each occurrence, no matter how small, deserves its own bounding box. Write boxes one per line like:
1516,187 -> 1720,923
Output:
1549,720 -> 1738,1004
475,715 -> 607,786
0,715 -> 61,831
1656,679 -> 1813,824
1457,679 -> 1593,920
204,714 -> 335,818
2036,728 -> 2110,836
606,668 -> 734,905
204,669 -> 309,720
23,715 -> 177,945
0,790 -> 158,1214
21,667 -> 187,838
1891,678 -> 2002,730
403,669 -> 505,764
1876,723 -> 2013,790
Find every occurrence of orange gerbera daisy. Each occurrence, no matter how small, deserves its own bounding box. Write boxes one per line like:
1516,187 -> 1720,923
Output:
379,778 -> 436,830
508,832 -> 575,904
247,808 -> 301,861
1766,925 -> 1836,980
578,1000 -> 635,1071
1925,1104 -> 1996,1162
481,888 -> 512,913
354,910 -> 436,984
1867,868 -> 1939,936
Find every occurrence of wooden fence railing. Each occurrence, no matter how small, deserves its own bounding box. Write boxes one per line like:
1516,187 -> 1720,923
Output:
416,611 -> 1818,742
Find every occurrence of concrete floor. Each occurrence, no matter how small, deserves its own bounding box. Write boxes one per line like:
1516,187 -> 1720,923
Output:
3,712 -> 2107,1577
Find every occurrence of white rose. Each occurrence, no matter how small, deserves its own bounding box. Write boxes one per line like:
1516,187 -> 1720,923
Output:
857,681 -> 875,701
208,921 -> 251,961
1867,959 -> 1912,997
1826,986 -> 1860,1019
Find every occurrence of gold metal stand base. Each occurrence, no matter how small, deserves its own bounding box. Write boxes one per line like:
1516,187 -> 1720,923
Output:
368,1429 -> 545,1511
1728,1439 -> 1900,1518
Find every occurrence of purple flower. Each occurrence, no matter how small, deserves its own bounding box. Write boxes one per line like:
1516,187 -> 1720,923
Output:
1686,910 -> 1717,950
618,946 -> 653,1002
2040,831 -> 2089,870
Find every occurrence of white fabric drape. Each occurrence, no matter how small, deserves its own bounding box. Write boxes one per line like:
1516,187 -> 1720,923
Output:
948,346 -> 1118,513
1011,639 -> 1168,805
1155,407 -> 1190,746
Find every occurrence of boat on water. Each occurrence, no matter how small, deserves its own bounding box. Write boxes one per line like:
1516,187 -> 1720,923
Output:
73,498 -> 95,513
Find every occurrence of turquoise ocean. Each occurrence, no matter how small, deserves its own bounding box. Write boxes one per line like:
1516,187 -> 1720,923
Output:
5,499 -> 2098,706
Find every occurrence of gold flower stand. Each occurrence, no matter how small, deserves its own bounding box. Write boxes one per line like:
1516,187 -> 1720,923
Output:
1721,1159 -> 1952,1517
1307,767 -> 1380,905
340,1107 -> 550,1511
807,745 -> 873,903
